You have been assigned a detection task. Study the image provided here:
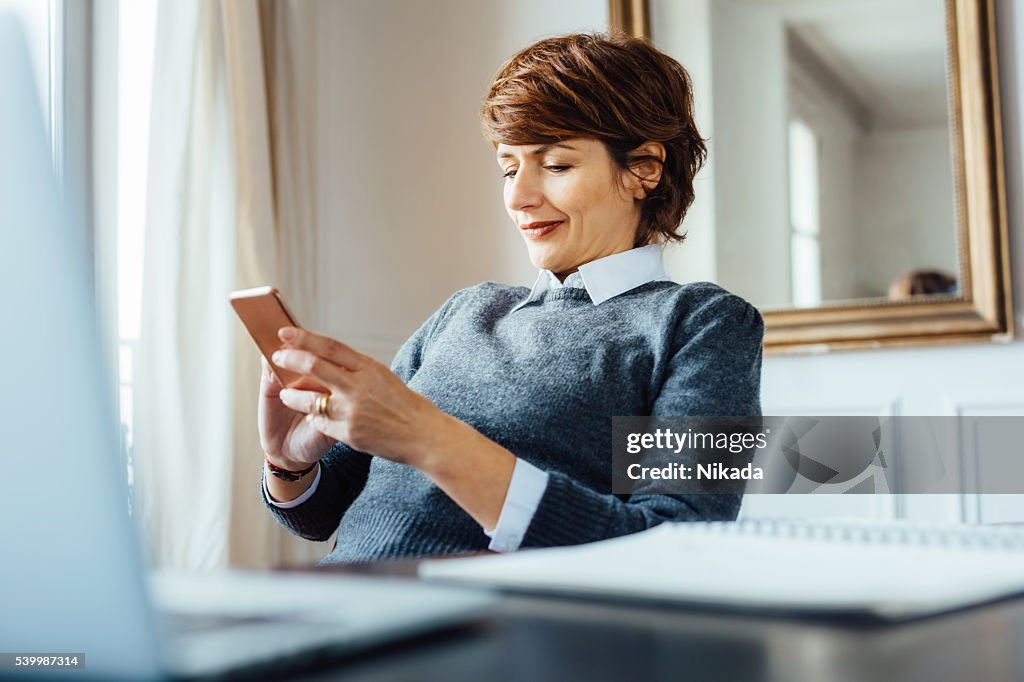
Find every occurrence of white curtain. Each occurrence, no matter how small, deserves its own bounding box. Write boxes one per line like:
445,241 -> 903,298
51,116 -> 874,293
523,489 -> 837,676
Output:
135,0 -> 325,570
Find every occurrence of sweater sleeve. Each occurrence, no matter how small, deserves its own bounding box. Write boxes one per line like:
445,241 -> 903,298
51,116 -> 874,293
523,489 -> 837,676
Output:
261,291 -> 463,541
261,441 -> 372,541
520,292 -> 764,548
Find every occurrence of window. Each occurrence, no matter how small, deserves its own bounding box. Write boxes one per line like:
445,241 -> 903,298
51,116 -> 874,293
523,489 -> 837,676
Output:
5,0 -> 157,493
788,117 -> 822,308
116,0 -> 158,490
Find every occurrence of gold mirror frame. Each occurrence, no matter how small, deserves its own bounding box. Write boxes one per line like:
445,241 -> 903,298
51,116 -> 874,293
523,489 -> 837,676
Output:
611,0 -> 1013,354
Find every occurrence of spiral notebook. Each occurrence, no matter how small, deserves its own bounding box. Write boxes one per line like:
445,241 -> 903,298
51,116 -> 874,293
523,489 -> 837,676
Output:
420,518 -> 1024,620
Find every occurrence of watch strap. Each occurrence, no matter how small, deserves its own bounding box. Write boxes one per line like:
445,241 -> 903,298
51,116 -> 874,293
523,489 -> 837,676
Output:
264,453 -> 318,482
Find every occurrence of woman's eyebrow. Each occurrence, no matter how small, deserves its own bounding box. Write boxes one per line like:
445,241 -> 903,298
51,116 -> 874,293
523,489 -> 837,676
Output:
497,142 -> 579,160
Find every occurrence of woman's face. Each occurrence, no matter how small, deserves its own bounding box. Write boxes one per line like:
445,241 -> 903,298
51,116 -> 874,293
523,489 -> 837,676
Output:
496,138 -> 645,279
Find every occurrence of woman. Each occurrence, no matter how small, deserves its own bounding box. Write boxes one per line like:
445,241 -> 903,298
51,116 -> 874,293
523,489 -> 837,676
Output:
259,33 -> 763,563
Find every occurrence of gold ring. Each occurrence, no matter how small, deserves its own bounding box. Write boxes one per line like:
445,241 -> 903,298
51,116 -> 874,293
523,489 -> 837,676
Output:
315,393 -> 330,418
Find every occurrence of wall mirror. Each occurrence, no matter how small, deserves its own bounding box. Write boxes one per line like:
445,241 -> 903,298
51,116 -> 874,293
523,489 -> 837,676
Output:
611,0 -> 1013,353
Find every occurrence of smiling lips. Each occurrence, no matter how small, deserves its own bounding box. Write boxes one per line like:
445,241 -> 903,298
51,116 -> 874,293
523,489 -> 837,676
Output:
520,220 -> 565,239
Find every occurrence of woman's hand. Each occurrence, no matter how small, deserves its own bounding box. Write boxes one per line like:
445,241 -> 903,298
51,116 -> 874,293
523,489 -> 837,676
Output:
258,355 -> 338,469
271,327 -> 446,468
271,326 -> 517,529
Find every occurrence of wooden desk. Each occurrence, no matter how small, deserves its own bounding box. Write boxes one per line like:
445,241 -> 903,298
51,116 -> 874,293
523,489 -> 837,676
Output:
279,559 -> 1024,682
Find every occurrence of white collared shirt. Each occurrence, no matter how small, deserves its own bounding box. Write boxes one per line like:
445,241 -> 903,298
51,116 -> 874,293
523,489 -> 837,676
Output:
265,243 -> 671,553
511,243 -> 671,311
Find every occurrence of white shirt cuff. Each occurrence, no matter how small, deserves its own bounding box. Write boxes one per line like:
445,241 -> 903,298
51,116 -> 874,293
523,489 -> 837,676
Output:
483,458 -> 549,552
263,461 -> 321,508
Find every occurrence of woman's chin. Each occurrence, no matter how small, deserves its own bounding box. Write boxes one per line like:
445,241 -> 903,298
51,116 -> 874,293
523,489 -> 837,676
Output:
525,247 -> 564,273
528,255 -> 565,274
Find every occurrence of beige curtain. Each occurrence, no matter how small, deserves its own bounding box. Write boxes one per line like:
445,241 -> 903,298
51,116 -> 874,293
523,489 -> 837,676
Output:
136,0 -> 325,570
222,0 -> 324,568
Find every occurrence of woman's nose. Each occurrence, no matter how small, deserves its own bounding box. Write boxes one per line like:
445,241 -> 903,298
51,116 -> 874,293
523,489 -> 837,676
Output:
505,169 -> 543,212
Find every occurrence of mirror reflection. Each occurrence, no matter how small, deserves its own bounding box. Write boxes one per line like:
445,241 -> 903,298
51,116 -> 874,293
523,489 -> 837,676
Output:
653,0 -> 957,310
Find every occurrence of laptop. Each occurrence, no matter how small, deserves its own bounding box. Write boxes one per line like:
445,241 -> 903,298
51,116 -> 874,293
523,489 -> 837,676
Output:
0,13 -> 494,680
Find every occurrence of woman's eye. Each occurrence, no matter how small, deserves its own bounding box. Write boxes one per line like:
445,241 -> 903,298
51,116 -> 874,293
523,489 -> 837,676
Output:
545,165 -> 570,173
502,168 -> 517,179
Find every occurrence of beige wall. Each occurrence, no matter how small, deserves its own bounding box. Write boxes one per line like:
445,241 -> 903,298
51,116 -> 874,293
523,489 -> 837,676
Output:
308,0 -> 608,360
855,127 -> 958,297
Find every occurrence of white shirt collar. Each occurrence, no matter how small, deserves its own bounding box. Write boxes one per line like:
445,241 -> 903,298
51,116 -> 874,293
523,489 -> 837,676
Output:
511,244 -> 670,312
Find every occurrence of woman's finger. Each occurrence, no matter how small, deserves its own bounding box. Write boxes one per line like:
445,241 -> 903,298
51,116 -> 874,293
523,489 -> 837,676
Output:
272,348 -> 352,391
279,387 -> 336,419
278,327 -> 367,371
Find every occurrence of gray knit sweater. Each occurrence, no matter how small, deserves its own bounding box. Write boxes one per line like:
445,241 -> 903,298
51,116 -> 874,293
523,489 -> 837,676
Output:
262,280 -> 763,564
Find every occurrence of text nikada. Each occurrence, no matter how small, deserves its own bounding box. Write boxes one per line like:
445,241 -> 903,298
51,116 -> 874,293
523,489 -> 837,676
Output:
699,463 -> 762,479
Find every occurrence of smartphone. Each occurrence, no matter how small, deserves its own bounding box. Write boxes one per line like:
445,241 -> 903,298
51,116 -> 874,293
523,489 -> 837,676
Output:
229,286 -> 325,390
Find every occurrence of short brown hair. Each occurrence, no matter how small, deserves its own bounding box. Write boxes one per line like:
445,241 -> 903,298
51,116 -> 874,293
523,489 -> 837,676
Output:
481,32 -> 706,247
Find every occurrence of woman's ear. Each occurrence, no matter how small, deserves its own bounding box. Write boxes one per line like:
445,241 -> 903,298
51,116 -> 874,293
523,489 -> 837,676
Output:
626,141 -> 666,200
